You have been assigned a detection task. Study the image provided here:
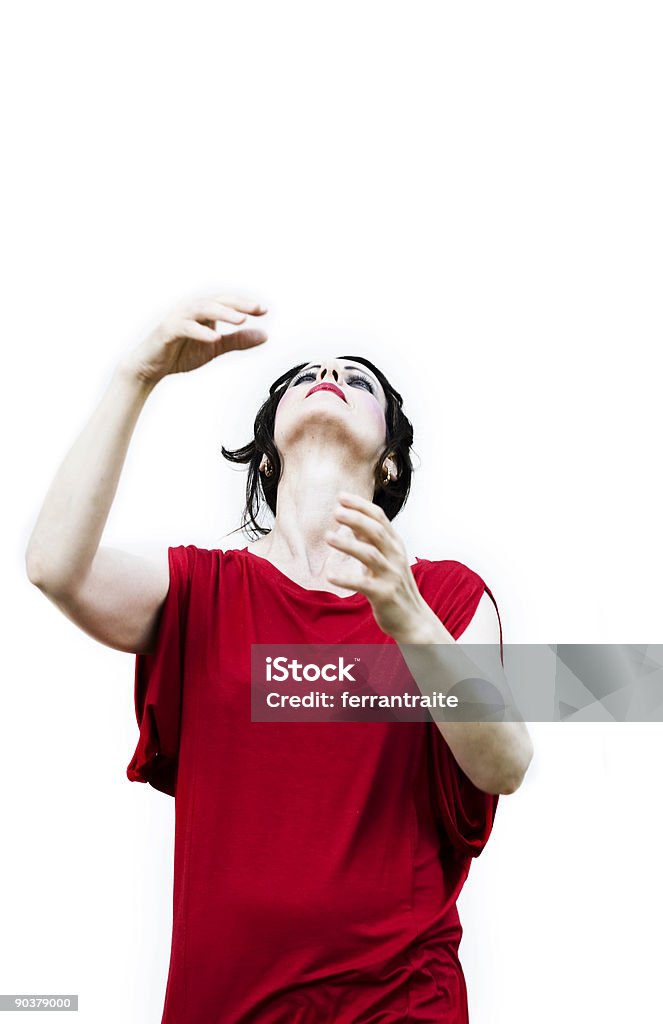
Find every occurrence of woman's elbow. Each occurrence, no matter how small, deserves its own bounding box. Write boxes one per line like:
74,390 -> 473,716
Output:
478,730 -> 534,796
496,732 -> 534,795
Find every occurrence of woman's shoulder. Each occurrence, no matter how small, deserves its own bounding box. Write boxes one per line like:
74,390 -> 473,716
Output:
168,543 -> 247,558
173,546 -> 485,579
165,543 -> 250,582
412,554 -> 487,589
413,555 -> 493,638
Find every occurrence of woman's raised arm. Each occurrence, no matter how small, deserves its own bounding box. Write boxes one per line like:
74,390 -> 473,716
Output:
25,293 -> 268,654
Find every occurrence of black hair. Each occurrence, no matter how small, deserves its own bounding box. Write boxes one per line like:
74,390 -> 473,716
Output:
221,356 -> 415,540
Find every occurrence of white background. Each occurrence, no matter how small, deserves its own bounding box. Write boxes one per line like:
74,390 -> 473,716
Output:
3,1 -> 662,1021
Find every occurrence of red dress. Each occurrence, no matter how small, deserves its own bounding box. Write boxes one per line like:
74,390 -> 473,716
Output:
126,545 -> 503,1024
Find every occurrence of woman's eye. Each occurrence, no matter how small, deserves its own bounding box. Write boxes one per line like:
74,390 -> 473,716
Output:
347,375 -> 374,393
292,370 -> 374,393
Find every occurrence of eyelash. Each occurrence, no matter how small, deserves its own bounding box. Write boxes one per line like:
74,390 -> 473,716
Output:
291,370 -> 375,394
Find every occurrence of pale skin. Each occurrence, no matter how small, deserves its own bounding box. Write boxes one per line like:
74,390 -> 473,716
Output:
25,291 -> 533,796
250,359 -> 533,795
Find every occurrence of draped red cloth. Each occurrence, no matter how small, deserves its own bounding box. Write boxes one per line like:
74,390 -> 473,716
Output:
127,546 -> 502,1023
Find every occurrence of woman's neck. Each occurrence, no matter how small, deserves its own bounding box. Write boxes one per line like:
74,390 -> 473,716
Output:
248,450 -> 377,587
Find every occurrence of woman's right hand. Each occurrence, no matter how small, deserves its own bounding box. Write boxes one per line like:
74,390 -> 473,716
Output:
120,293 -> 269,385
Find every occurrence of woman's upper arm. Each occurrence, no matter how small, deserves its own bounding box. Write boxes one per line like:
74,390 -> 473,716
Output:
42,546 -> 171,655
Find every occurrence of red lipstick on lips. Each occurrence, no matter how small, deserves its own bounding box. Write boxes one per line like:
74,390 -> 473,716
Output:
305,382 -> 347,403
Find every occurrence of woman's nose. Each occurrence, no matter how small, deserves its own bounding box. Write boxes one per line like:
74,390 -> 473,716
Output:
320,367 -> 339,382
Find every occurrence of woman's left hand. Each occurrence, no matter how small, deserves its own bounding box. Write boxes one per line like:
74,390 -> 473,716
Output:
324,491 -> 437,643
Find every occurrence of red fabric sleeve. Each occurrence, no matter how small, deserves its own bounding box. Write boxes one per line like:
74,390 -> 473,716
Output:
125,545 -> 192,797
428,723 -> 500,858
419,559 -> 502,859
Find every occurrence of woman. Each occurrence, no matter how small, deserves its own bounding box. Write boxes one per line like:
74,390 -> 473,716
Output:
26,291 -> 533,1023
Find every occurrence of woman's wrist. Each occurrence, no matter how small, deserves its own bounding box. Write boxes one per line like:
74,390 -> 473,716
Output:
391,605 -> 450,646
112,359 -> 161,398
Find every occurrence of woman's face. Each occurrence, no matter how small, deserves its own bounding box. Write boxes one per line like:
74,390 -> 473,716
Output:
273,357 -> 388,463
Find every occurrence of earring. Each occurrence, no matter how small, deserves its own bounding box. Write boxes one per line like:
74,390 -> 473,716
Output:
382,463 -> 393,484
259,454 -> 274,478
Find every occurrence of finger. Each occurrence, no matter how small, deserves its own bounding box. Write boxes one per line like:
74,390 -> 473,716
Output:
179,319 -> 222,342
325,528 -> 388,574
178,321 -> 268,349
324,556 -> 366,590
188,301 -> 248,325
325,566 -> 379,599
333,506 -> 393,555
325,573 -> 368,595
337,490 -> 389,525
214,295 -> 268,316
211,327 -> 269,352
